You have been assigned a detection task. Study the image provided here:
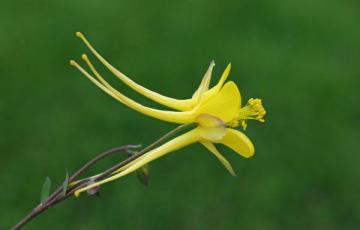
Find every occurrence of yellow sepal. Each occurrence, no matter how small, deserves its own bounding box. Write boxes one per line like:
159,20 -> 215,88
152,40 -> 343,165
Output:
201,142 -> 236,176
192,60 -> 215,103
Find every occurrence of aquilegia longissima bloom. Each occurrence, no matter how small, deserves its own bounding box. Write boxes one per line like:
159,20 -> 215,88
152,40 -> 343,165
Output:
70,32 -> 266,196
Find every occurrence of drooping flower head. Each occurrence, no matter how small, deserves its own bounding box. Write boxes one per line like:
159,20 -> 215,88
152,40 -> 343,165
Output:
70,32 -> 266,196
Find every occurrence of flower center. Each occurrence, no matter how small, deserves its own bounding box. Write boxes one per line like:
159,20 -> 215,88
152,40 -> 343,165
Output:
228,98 -> 266,130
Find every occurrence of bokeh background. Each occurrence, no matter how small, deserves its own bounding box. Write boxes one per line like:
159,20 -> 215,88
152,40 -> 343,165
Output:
1,0 -> 359,229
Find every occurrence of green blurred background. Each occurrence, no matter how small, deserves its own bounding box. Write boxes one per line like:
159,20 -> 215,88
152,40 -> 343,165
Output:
1,0 -> 359,229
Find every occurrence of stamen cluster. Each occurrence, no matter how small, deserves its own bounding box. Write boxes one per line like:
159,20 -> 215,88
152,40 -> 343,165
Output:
233,98 -> 266,130
247,98 -> 266,121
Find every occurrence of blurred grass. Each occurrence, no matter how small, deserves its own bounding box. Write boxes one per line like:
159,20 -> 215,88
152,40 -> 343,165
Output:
1,0 -> 359,229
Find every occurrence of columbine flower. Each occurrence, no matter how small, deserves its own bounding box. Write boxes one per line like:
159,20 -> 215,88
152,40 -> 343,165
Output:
70,32 -> 266,196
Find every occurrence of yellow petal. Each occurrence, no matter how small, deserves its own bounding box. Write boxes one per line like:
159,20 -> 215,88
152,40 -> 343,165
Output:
76,32 -> 193,111
221,128 -> 255,158
70,60 -> 195,124
74,128 -> 201,197
201,142 -> 236,176
195,81 -> 240,123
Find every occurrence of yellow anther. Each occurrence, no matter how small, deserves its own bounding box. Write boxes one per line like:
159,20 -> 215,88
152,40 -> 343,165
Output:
76,31 -> 84,38
241,120 -> 247,130
69,60 -> 76,66
81,54 -> 88,60
258,110 -> 266,116
237,97 -> 266,128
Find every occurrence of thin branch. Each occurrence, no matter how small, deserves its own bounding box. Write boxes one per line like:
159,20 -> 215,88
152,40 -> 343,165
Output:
11,145 -> 133,230
11,124 -> 192,230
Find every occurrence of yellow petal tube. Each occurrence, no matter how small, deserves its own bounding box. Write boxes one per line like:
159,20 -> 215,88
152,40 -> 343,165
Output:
73,126 -> 255,196
70,59 -> 195,124
71,59 -> 240,125
74,128 -> 201,197
76,32 -> 231,111
221,128 -> 255,158
76,32 -> 193,111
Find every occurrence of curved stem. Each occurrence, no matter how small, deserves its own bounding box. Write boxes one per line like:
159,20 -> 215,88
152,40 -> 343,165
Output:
11,145 -> 134,230
11,124 -> 192,230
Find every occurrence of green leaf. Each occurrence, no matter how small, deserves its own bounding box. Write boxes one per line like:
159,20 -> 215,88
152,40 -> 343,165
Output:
40,177 -> 52,203
62,171 -> 69,196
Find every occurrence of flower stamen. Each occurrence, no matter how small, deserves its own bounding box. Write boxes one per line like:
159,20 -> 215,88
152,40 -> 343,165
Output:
237,98 -> 266,130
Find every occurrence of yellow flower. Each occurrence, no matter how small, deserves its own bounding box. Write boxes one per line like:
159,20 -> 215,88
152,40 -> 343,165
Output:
70,32 -> 266,196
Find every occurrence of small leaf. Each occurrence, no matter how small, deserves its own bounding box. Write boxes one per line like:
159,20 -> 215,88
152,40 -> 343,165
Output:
40,177 -> 52,203
136,164 -> 149,186
62,171 -> 69,196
